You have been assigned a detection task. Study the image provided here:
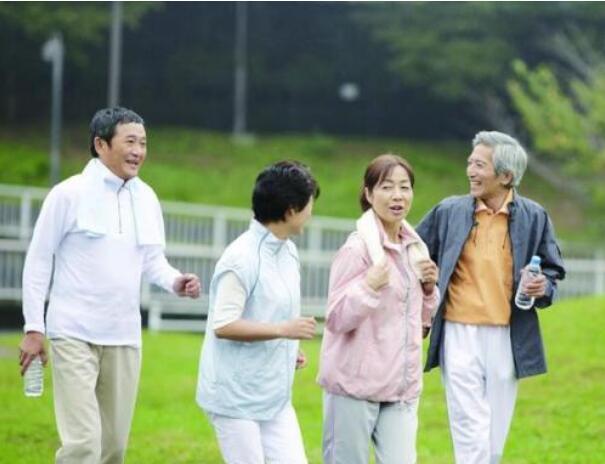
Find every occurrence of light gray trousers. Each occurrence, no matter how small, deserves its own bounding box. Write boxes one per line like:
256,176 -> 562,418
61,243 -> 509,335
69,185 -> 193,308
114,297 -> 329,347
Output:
322,392 -> 419,464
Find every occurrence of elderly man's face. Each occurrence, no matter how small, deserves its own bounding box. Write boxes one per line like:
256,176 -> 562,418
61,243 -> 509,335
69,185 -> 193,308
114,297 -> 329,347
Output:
95,122 -> 147,180
467,144 -> 510,202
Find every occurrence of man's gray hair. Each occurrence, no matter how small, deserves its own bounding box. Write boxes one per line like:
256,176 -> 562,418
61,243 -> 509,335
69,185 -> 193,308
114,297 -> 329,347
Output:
472,131 -> 528,188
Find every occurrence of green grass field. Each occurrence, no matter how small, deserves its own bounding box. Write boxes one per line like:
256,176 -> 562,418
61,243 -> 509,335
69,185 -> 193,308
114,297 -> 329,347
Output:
0,126 -> 591,240
1,296 -> 604,463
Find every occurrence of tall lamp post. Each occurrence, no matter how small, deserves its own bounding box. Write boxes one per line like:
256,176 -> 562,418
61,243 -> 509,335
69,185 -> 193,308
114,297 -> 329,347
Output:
41,33 -> 64,186
108,1 -> 123,107
232,1 -> 248,139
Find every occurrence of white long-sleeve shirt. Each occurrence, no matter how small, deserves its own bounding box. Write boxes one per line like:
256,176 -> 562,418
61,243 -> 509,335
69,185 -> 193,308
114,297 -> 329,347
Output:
22,160 -> 181,347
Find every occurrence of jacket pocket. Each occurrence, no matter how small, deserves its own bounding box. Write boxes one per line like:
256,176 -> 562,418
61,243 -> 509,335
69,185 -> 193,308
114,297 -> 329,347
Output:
234,340 -> 287,389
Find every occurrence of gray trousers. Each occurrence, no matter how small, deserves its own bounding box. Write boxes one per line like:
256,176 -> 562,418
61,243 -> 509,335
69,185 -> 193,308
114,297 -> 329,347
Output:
322,392 -> 419,464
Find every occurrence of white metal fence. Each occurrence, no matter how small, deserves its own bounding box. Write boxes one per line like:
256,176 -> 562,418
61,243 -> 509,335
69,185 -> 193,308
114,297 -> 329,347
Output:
1,183 -> 603,331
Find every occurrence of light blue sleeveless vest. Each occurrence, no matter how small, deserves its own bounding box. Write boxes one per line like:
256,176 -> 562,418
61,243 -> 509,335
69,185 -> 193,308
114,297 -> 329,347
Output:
196,220 -> 301,420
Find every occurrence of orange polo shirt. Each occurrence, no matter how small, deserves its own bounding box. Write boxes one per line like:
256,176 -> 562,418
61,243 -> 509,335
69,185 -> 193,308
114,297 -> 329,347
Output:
444,190 -> 514,326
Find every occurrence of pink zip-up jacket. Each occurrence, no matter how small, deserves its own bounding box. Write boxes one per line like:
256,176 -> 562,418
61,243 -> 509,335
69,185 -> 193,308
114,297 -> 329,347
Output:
318,220 -> 439,403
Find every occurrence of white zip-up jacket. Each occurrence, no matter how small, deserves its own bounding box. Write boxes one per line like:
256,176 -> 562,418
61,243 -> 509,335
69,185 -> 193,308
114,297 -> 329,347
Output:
22,159 -> 180,347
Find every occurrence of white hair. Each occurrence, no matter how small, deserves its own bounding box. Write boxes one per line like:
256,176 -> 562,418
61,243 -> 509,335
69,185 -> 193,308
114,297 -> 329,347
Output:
472,131 -> 528,188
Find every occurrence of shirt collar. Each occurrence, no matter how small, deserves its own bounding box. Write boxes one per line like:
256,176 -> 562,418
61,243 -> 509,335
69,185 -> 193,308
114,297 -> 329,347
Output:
91,158 -> 131,192
249,219 -> 287,254
475,188 -> 514,215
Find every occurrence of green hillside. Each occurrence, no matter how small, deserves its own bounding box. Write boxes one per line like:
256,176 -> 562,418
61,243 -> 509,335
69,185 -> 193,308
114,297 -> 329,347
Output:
0,126 -> 589,240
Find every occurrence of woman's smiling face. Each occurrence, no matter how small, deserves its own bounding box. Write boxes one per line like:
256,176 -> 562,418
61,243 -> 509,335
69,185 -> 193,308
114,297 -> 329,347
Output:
365,165 -> 414,229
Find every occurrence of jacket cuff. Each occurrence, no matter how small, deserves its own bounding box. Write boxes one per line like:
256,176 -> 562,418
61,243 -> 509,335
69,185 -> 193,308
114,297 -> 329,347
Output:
24,324 -> 45,335
358,279 -> 382,308
422,286 -> 440,326
535,279 -> 555,308
164,269 -> 183,294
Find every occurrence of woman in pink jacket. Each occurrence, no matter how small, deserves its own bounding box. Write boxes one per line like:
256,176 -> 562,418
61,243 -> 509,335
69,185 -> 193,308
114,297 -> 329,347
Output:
318,154 -> 439,464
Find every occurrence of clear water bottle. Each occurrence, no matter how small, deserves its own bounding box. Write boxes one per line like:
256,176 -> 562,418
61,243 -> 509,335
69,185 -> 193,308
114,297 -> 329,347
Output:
515,255 -> 542,310
23,356 -> 44,397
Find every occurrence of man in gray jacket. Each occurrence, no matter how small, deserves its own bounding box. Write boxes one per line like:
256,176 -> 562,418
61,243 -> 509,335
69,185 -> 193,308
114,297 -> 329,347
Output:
416,131 -> 565,464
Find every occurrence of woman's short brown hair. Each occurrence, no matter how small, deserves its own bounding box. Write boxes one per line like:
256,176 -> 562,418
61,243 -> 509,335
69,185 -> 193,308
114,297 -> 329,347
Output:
359,154 -> 415,211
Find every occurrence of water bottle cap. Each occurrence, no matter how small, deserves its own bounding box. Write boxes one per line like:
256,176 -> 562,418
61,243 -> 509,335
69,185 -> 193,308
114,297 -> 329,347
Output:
530,255 -> 541,265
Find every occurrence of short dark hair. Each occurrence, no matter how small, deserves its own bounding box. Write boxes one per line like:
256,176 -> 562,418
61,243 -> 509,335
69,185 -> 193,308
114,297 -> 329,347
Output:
89,107 -> 144,157
360,154 -> 415,211
252,161 -> 320,223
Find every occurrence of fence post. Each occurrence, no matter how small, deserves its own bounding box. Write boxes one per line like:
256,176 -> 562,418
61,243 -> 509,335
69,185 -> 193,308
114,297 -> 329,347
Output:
308,223 -> 322,254
213,213 -> 227,254
19,190 -> 32,240
595,249 -> 605,295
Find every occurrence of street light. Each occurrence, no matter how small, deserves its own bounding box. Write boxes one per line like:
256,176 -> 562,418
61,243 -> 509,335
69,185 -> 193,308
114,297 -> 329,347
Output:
108,1 -> 123,107
41,33 -> 64,186
338,82 -> 360,102
232,1 -> 248,140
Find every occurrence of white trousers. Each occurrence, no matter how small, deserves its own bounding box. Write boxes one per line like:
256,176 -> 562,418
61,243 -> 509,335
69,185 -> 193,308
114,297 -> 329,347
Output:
209,403 -> 307,464
322,392 -> 419,464
441,321 -> 518,464
50,337 -> 141,464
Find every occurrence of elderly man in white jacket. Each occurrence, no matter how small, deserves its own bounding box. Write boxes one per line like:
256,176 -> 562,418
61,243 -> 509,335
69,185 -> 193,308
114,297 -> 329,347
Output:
18,107 -> 201,464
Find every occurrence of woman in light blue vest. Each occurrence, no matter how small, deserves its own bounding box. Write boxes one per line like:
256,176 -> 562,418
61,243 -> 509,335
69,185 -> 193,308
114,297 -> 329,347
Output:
197,161 -> 320,464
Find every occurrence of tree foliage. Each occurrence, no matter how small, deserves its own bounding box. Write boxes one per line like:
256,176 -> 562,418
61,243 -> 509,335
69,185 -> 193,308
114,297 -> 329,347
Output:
355,3 -> 515,101
356,3 -> 605,108
508,60 -> 605,222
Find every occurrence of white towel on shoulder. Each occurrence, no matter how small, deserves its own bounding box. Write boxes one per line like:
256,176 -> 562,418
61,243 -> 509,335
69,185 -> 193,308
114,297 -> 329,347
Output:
355,209 -> 430,282
76,159 -> 166,247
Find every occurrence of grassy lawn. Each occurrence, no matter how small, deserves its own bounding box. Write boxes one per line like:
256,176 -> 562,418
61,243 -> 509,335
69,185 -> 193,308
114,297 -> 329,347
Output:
1,296 -> 604,463
0,126 -> 590,240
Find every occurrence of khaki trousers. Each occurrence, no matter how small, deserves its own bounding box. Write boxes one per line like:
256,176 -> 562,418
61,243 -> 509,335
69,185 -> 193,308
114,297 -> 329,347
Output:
50,338 -> 141,464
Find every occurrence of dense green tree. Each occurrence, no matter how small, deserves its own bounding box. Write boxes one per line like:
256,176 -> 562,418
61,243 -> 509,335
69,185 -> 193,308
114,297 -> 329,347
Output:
509,59 -> 605,231
356,3 -> 605,120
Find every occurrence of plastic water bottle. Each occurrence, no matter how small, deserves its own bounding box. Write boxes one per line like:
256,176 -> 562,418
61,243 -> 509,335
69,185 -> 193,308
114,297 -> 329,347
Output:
23,356 -> 44,397
515,255 -> 542,310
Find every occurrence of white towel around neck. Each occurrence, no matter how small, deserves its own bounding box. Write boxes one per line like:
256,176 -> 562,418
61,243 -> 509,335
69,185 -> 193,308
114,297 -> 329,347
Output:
355,208 -> 430,281
76,159 -> 165,247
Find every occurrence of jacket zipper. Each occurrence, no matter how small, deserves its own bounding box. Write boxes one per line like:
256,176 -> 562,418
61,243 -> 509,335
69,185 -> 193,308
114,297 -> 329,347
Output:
117,188 -> 123,233
508,204 -> 518,288
275,247 -> 293,401
400,287 -> 411,398
399,253 -> 412,398
117,181 -> 128,234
